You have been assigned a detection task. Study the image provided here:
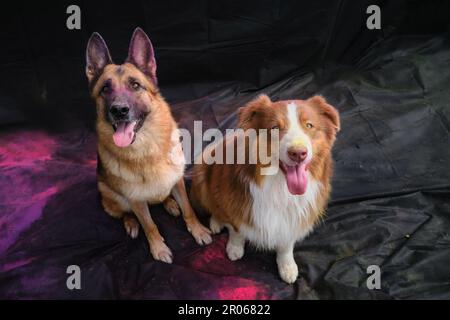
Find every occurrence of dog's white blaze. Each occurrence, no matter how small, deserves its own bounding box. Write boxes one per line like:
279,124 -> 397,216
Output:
240,171 -> 321,250
279,102 -> 313,165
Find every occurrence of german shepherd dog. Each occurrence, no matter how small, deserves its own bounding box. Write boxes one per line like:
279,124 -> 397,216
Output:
85,28 -> 212,263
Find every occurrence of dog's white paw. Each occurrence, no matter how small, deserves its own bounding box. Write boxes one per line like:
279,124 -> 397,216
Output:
278,261 -> 298,284
188,222 -> 213,245
150,240 -> 173,264
226,242 -> 244,261
210,217 -> 223,234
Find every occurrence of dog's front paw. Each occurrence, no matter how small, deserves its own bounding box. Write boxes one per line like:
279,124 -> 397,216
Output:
226,242 -> 244,261
188,222 -> 212,245
150,240 -> 173,264
278,261 -> 298,284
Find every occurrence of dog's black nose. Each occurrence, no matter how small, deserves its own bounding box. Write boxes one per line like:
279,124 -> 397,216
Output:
110,105 -> 129,118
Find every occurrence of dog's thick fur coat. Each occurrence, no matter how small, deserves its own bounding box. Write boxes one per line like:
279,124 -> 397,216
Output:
86,28 -> 211,263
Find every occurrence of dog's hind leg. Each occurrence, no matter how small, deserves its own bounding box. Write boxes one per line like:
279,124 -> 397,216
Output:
98,181 -> 129,218
101,194 -> 139,239
100,195 -> 126,219
98,182 -> 138,238
123,214 -> 140,239
163,196 -> 181,217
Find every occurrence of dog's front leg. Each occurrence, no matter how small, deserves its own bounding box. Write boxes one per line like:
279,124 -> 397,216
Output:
276,242 -> 298,284
171,179 -> 212,245
226,226 -> 245,261
130,201 -> 173,264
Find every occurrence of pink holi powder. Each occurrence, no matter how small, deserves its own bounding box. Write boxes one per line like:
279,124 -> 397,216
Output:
1,257 -> 35,273
0,131 -> 56,167
217,279 -> 270,300
0,186 -> 58,254
188,234 -> 240,273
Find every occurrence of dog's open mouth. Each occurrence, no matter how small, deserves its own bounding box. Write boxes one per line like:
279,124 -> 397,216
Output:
279,161 -> 309,195
112,121 -> 138,148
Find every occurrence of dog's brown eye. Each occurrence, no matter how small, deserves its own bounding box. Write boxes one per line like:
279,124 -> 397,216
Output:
272,125 -> 279,130
131,82 -> 141,91
306,122 -> 314,129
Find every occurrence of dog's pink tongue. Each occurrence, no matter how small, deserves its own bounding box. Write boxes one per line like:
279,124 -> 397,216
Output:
112,122 -> 136,148
285,163 -> 308,195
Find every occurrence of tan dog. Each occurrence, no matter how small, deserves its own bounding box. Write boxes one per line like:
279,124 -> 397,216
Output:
86,28 -> 212,263
191,95 -> 340,282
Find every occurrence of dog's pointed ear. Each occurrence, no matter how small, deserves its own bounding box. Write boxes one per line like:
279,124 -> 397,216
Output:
307,95 -> 341,134
86,32 -> 112,83
126,27 -> 157,82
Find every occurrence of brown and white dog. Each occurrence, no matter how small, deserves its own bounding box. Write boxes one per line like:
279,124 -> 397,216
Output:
191,94 -> 340,283
86,28 -> 211,264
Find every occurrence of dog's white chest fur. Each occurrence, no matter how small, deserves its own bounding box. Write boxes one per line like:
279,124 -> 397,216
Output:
241,171 -> 320,250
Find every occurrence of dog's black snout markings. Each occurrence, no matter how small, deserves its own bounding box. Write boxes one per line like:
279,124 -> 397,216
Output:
111,105 -> 130,119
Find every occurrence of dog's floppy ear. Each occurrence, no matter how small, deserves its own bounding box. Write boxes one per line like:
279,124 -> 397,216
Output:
307,95 -> 340,134
126,27 -> 157,83
86,32 -> 112,83
238,94 -> 272,128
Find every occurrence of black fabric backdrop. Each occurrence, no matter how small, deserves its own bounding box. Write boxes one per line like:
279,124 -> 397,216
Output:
0,0 -> 449,299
